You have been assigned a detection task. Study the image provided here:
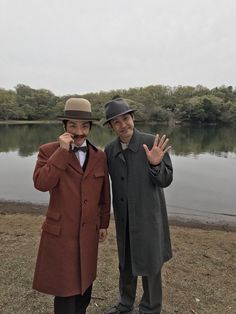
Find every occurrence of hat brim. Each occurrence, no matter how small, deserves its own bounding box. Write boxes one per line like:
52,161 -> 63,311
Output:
57,115 -> 99,121
103,109 -> 136,125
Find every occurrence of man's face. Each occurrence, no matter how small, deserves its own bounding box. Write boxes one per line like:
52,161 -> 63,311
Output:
66,120 -> 91,146
109,113 -> 134,143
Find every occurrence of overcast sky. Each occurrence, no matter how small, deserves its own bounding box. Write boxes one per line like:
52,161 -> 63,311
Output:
0,0 -> 235,95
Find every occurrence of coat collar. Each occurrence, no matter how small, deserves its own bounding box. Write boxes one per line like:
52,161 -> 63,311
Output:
83,143 -> 100,179
112,128 -> 141,159
67,140 -> 99,176
128,128 -> 141,152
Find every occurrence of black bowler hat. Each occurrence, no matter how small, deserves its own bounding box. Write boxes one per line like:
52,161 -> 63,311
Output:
103,98 -> 136,125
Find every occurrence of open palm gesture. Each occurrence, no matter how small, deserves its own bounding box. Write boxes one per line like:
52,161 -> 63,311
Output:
143,134 -> 171,166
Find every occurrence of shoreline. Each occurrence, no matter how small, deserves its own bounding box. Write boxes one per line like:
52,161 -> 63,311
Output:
0,200 -> 235,232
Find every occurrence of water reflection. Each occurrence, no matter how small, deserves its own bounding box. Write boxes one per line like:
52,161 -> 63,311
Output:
147,124 -> 236,157
0,124 -> 62,156
0,123 -> 236,158
0,123 -> 235,223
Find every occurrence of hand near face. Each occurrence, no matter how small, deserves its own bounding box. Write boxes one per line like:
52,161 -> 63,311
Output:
58,132 -> 74,151
143,134 -> 171,166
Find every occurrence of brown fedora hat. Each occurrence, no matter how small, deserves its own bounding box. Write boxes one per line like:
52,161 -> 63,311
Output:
57,98 -> 98,121
103,98 -> 136,125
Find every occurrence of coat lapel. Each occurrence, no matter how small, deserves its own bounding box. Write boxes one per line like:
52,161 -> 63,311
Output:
68,150 -> 84,174
112,138 -> 126,163
111,128 -> 141,163
83,144 -> 99,179
128,128 -> 141,153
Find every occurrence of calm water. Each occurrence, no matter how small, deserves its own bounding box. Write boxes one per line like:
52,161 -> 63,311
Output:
0,123 -> 235,225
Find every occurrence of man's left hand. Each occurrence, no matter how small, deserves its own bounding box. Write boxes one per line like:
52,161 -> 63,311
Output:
143,134 -> 171,166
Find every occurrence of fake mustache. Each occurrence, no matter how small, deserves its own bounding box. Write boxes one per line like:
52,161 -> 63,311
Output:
71,134 -> 86,140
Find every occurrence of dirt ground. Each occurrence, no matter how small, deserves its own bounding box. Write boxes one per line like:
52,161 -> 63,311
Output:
0,201 -> 235,314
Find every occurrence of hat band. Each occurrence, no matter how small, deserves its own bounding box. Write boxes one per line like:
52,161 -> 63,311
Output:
64,110 -> 92,118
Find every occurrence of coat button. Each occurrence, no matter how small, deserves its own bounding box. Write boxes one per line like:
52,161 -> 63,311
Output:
121,176 -> 124,181
120,197 -> 124,202
84,200 -> 88,204
82,222 -> 85,227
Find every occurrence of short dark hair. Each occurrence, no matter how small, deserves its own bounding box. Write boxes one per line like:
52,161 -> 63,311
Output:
108,112 -> 134,126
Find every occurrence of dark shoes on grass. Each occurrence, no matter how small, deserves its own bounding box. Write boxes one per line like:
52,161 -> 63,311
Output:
106,304 -> 133,314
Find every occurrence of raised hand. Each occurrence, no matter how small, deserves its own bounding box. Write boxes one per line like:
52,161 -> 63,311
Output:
143,134 -> 171,166
58,132 -> 74,151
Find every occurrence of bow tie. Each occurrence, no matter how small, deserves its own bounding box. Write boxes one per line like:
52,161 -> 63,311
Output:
72,146 -> 88,153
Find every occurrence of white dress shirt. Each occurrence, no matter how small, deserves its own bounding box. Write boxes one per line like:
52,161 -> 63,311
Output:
71,141 -> 87,167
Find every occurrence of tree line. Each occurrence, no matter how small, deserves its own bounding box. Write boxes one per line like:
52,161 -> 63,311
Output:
1,123 -> 235,157
0,84 -> 236,124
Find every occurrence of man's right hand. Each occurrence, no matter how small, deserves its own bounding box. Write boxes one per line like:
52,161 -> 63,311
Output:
58,132 -> 74,151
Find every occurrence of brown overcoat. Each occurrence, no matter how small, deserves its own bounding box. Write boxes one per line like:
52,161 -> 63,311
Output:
32,141 -> 110,297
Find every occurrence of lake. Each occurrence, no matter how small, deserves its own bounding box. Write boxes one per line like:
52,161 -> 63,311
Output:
0,123 -> 235,225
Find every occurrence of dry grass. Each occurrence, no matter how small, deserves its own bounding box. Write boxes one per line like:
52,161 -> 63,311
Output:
0,212 -> 235,314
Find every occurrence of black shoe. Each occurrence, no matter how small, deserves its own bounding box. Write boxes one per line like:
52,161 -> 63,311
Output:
106,304 -> 133,314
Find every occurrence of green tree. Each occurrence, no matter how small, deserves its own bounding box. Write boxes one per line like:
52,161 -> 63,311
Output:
0,89 -> 18,120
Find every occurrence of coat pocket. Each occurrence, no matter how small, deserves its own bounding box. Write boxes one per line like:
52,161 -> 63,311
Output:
42,221 -> 61,236
46,210 -> 61,221
94,172 -> 105,178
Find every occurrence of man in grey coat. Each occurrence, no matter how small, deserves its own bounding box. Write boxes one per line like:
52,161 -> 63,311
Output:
103,97 -> 173,314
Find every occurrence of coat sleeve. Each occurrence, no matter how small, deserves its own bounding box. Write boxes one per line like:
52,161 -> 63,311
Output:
148,152 -> 173,188
98,154 -> 111,229
33,145 -> 70,192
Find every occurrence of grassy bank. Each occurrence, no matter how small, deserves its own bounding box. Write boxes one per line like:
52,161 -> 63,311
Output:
0,207 -> 235,313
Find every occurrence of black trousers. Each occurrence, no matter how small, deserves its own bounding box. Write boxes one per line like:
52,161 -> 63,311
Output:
54,285 -> 92,314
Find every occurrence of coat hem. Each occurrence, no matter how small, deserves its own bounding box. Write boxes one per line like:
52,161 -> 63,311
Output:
32,286 -> 84,297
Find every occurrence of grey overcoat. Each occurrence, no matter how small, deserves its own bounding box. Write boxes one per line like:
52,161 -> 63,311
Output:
105,128 -> 173,275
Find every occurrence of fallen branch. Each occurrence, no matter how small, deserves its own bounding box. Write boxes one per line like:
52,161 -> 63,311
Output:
91,296 -> 105,300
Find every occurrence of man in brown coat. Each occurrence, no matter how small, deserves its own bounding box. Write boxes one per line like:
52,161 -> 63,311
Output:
32,98 -> 110,314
